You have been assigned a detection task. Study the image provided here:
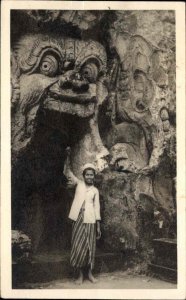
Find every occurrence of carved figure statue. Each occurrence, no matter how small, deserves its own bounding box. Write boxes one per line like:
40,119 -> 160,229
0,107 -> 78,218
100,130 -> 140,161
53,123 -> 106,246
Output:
106,34 -> 172,173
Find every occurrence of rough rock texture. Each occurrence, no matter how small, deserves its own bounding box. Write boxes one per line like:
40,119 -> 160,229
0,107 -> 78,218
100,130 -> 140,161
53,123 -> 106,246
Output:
11,34 -> 108,174
11,10 -> 176,262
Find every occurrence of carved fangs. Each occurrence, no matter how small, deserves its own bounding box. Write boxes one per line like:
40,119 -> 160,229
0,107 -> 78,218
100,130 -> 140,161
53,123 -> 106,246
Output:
45,91 -> 97,104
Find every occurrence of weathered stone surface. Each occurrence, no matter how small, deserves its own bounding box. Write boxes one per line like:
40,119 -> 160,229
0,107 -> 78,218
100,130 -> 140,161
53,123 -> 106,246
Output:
98,172 -> 139,251
11,34 -> 108,174
110,11 -> 175,50
11,10 -> 176,258
27,10 -> 105,31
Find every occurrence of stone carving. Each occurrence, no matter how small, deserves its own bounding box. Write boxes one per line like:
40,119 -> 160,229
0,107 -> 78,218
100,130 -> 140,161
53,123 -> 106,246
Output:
110,142 -> 146,172
27,10 -> 105,31
105,34 -> 173,173
11,10 -> 176,257
11,34 -> 109,175
97,19 -> 176,252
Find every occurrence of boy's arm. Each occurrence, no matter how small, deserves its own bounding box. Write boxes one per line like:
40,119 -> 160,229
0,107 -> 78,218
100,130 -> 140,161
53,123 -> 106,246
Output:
96,220 -> 101,239
63,147 -> 78,187
94,189 -> 101,221
94,189 -> 101,239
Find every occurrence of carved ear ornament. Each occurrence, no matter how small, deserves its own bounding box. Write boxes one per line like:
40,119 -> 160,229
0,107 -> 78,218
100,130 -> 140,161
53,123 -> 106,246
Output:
131,76 -> 155,113
133,52 -> 150,74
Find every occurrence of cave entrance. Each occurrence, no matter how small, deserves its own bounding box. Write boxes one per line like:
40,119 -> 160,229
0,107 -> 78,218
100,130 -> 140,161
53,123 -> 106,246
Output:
12,108 -> 89,253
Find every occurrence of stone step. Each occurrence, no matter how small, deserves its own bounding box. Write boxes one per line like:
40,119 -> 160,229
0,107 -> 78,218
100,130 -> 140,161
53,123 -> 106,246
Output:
12,251 -> 129,288
148,263 -> 177,283
148,238 -> 177,283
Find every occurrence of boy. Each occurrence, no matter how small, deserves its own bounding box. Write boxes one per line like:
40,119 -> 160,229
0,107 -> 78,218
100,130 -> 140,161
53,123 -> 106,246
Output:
64,148 -> 101,284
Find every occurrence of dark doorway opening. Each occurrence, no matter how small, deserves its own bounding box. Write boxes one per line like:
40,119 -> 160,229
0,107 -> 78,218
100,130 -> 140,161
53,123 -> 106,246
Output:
12,108 -> 88,253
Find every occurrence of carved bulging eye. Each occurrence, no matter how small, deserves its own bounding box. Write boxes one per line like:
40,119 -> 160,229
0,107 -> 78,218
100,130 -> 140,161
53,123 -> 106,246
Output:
81,62 -> 98,83
40,55 -> 59,76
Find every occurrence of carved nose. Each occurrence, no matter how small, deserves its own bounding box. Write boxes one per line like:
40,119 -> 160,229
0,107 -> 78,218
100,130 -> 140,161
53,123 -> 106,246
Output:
59,75 -> 72,89
72,79 -> 89,92
59,73 -> 89,92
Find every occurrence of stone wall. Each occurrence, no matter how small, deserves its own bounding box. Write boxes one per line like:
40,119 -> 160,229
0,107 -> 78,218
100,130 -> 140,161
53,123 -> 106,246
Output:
11,10 -> 176,261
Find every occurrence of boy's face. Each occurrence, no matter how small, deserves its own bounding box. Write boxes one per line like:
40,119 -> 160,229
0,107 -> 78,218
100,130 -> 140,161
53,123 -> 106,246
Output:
83,169 -> 95,185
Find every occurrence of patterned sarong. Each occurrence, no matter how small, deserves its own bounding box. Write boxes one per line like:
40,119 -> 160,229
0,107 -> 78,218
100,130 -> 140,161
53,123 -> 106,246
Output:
70,206 -> 96,270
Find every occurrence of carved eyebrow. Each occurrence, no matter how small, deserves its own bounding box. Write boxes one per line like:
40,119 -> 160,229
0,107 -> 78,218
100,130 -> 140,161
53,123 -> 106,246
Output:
25,49 -> 62,74
19,36 -> 64,73
74,40 -> 107,73
77,55 -> 98,67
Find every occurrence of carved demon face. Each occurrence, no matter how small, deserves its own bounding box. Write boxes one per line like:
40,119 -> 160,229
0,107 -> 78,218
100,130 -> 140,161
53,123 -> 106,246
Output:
11,35 -> 107,155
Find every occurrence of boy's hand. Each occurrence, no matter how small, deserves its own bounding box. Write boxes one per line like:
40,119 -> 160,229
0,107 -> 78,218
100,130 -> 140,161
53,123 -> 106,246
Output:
96,221 -> 101,240
66,147 -> 71,156
96,228 -> 101,240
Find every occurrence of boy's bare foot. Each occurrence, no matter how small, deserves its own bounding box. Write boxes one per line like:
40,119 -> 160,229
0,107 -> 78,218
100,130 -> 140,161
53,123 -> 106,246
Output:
88,270 -> 97,283
75,277 -> 83,285
75,270 -> 83,285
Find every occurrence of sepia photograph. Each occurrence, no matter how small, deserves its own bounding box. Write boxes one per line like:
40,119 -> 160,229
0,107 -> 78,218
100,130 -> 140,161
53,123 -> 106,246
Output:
1,1 -> 185,299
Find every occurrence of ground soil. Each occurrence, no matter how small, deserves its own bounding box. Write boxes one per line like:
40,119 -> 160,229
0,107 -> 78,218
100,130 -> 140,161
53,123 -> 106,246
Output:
22,270 -> 176,289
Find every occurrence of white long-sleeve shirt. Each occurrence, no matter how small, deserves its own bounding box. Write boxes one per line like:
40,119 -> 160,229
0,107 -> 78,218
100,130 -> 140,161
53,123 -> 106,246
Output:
63,158 -> 101,223
68,179 -> 101,223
